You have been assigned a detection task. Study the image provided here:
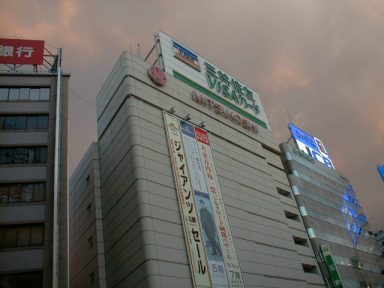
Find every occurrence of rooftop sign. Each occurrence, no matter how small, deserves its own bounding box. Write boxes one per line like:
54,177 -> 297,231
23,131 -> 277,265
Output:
158,31 -> 270,130
289,123 -> 335,169
0,38 -> 44,65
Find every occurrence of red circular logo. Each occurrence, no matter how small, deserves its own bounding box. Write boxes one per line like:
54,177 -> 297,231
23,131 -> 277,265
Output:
148,65 -> 167,86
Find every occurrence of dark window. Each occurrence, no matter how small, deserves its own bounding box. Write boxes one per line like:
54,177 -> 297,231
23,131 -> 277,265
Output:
37,115 -> 49,130
15,116 -> 27,130
27,116 -> 38,130
0,115 -> 49,131
0,182 -> 46,204
0,224 -> 44,249
293,236 -> 309,246
87,203 -> 92,215
0,272 -> 43,288
277,187 -> 292,198
302,264 -> 318,273
89,271 -> 95,286
0,147 -> 47,165
284,210 -> 300,221
88,236 -> 93,249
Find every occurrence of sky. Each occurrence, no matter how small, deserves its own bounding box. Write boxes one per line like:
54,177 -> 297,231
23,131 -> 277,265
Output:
1,0 -> 383,231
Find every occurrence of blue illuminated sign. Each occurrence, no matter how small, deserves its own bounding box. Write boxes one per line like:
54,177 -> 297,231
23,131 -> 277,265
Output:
289,123 -> 335,169
377,165 -> 384,182
340,184 -> 367,247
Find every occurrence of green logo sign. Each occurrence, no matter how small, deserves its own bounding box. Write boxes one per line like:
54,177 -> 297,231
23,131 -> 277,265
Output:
321,244 -> 344,288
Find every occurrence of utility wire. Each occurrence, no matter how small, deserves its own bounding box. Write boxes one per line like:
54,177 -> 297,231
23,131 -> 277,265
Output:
69,88 -> 96,106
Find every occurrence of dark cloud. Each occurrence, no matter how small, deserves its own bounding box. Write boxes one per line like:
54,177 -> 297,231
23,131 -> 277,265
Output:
1,0 -> 383,230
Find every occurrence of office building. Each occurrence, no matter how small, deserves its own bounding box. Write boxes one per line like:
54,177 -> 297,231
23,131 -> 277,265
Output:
70,31 -> 325,288
280,125 -> 384,288
0,39 -> 69,288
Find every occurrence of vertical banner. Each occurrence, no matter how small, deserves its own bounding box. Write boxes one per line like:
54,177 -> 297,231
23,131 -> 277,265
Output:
163,113 -> 212,288
194,127 -> 245,288
320,244 -> 344,288
180,120 -> 230,288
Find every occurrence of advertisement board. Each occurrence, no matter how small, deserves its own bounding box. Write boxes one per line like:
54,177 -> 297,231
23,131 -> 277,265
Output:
288,123 -> 335,169
158,31 -> 270,130
164,113 -> 212,288
0,38 -> 44,65
320,244 -> 344,288
164,112 -> 244,288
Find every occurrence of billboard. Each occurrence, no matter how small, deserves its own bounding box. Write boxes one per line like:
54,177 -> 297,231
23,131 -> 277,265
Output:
158,31 -> 270,130
164,112 -> 245,288
320,244 -> 344,288
289,123 -> 335,170
0,38 -> 44,65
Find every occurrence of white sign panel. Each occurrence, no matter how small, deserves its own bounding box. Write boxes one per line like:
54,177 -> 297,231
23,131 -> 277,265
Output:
158,31 -> 270,130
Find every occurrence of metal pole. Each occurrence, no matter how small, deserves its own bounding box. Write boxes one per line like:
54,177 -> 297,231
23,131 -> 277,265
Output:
53,48 -> 62,288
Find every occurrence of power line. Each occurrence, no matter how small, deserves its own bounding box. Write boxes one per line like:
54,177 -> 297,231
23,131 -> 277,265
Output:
69,88 -> 96,106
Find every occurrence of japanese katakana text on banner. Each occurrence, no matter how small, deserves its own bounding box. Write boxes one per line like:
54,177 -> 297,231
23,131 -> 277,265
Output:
180,120 -> 230,288
194,127 -> 245,288
163,112 -> 212,288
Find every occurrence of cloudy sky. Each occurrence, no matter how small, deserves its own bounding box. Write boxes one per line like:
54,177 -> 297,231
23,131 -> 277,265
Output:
1,0 -> 383,231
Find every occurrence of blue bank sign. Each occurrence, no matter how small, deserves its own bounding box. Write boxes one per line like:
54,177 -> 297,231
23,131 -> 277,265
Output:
289,123 -> 335,170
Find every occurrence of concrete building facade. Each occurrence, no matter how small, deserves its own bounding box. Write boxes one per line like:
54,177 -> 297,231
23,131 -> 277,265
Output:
280,142 -> 384,288
0,69 -> 69,288
70,39 -> 327,287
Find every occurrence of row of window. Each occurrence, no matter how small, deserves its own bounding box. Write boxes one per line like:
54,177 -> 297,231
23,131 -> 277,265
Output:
0,146 -> 48,165
0,182 -> 45,204
0,115 -> 49,131
0,87 -> 50,101
0,224 -> 44,249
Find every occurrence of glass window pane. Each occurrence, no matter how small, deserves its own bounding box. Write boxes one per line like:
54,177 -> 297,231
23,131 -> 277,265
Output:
4,116 -> 16,130
0,185 -> 9,203
39,88 -> 50,101
9,185 -> 22,202
0,117 -> 4,130
0,149 -> 7,164
3,227 -> 18,248
27,116 -> 38,130
9,88 -> 19,101
0,228 -> 5,248
15,116 -> 27,130
5,148 -> 14,164
21,184 -> 33,202
14,147 -> 28,164
33,183 -> 45,202
19,88 -> 30,101
39,147 -> 47,164
0,88 -> 9,101
30,225 -> 44,246
17,226 -> 30,247
37,115 -> 48,130
29,89 -> 39,101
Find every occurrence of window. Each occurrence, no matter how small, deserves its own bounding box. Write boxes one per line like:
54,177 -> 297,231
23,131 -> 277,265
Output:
0,271 -> 43,287
0,182 -> 46,204
0,146 -> 48,165
89,271 -> 95,286
87,203 -> 92,215
277,187 -> 291,198
0,224 -> 44,249
88,236 -> 93,249
0,115 -> 49,131
284,210 -> 300,221
0,87 -> 50,101
292,236 -> 309,246
302,264 -> 318,274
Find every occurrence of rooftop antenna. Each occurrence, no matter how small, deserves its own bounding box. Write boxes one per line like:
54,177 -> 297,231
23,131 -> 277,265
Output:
286,110 -> 293,143
137,43 -> 141,58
